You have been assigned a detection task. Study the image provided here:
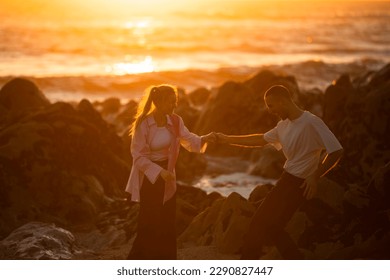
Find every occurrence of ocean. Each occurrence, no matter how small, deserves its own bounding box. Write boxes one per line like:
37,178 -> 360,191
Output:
0,1 -> 389,102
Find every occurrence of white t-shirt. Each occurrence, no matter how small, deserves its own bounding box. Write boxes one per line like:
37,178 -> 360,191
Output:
149,126 -> 172,161
263,111 -> 342,179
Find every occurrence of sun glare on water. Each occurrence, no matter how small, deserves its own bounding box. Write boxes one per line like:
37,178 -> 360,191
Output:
106,56 -> 155,75
105,19 -> 156,75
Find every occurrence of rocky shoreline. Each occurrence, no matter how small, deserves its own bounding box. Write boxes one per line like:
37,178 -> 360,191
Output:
1,63 -> 389,259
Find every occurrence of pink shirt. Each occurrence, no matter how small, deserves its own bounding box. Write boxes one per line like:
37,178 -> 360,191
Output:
125,114 -> 207,203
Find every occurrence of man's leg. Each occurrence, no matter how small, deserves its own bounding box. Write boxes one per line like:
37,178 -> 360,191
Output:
240,172 -> 304,259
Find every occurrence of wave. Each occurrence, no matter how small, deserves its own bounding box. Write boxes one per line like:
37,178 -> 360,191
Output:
0,58 -> 387,103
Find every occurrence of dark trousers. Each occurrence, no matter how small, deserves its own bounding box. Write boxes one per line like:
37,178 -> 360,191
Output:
127,161 -> 177,260
241,171 -> 305,260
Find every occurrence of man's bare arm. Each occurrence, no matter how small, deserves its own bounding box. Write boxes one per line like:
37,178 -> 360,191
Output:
216,133 -> 267,147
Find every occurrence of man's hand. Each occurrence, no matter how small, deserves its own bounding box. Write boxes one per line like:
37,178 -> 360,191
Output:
215,133 -> 229,144
160,169 -> 175,182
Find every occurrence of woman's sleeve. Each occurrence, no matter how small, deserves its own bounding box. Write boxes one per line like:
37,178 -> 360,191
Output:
131,122 -> 163,183
178,117 -> 207,153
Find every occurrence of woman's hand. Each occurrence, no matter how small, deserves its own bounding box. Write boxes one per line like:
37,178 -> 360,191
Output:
201,132 -> 217,144
160,169 -> 175,182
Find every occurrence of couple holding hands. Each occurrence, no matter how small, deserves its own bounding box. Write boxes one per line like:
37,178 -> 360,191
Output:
125,84 -> 343,260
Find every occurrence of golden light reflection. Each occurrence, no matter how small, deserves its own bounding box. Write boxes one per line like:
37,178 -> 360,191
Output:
125,19 -> 150,29
106,56 -> 155,75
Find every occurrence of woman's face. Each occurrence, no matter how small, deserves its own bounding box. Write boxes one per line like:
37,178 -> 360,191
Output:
155,93 -> 177,115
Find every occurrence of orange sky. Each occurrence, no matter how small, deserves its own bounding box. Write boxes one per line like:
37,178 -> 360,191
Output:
1,0 -> 388,17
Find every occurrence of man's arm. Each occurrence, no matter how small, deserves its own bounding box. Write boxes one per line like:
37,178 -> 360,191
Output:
302,148 -> 344,199
317,148 -> 344,177
216,133 -> 268,147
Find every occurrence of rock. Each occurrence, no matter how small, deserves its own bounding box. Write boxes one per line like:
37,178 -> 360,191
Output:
343,184 -> 370,212
175,149 -> 207,182
248,184 -> 273,204
176,183 -> 221,213
116,100 -> 138,135
322,64 -> 390,184
176,198 -> 200,235
178,192 -> 255,254
323,74 -> 352,134
0,78 -> 50,114
315,177 -> 345,213
174,89 -> 200,131
178,245 -> 239,260
192,71 -> 301,158
298,199 -> 343,250
194,81 -> 265,136
297,88 -> 324,117
0,84 -> 131,238
286,211 -> 310,244
188,87 -> 211,107
328,230 -> 390,259
313,241 -> 345,260
248,146 -> 285,179
96,97 -> 121,116
94,98 -> 138,136
367,162 -> 390,211
243,70 -> 299,100
0,222 -> 79,260
366,63 -> 390,89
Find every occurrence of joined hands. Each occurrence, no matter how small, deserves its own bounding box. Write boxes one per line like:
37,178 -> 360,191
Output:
201,132 -> 229,144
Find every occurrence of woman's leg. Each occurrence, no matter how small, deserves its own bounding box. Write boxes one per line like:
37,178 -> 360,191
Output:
127,176 -> 165,259
157,194 -> 177,259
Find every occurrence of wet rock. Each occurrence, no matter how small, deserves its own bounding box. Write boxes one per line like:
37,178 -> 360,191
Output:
0,222 -> 79,260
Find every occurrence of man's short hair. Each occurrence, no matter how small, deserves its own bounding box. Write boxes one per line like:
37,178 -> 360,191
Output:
264,85 -> 292,100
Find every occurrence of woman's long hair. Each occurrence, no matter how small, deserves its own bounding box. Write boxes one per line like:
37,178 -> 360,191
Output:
129,85 -> 177,136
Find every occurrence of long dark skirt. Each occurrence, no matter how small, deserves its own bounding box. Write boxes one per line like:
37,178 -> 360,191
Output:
127,162 -> 177,260
240,171 -> 305,260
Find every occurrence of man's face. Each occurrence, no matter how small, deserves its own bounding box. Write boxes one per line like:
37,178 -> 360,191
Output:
265,95 -> 288,120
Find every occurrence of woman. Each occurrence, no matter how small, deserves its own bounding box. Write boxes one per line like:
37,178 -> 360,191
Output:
125,84 -> 214,259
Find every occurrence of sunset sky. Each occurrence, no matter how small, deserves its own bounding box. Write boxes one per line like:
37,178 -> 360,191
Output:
1,0 -> 388,18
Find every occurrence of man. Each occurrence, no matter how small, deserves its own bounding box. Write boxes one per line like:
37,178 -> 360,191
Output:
216,85 -> 343,259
